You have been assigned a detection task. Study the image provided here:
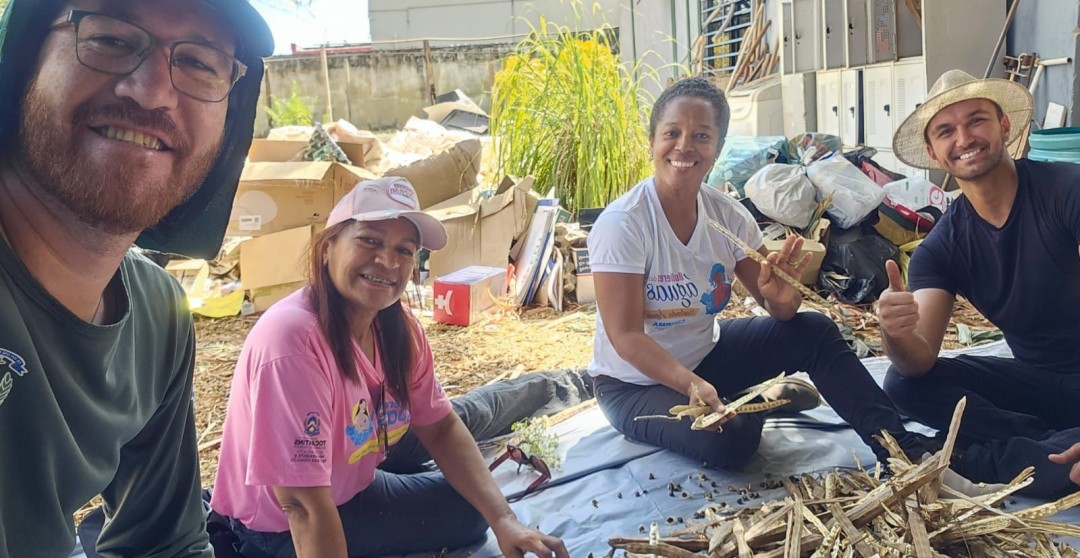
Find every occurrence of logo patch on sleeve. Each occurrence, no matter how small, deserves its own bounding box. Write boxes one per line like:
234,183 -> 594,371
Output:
0,349 -> 28,409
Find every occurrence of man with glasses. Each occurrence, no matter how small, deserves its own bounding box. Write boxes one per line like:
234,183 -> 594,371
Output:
0,0 -> 272,556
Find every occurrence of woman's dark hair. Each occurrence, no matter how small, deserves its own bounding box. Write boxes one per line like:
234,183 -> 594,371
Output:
307,222 -> 414,410
648,77 -> 731,158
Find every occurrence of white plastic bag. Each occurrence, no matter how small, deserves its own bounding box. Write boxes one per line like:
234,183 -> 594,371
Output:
882,176 -> 948,213
744,163 -> 818,229
805,153 -> 886,229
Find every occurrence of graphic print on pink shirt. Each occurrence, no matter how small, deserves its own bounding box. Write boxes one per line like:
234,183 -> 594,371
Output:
345,399 -> 377,463
345,394 -> 414,464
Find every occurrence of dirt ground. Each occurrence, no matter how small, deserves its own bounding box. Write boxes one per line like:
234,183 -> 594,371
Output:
189,293 -> 996,489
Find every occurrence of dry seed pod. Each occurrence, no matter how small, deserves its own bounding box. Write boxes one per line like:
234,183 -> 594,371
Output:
691,412 -> 723,430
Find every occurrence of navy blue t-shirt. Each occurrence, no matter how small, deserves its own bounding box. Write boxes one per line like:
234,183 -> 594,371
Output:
908,159 -> 1080,372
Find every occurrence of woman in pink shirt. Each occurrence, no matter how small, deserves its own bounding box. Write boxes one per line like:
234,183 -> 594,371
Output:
212,177 -> 567,558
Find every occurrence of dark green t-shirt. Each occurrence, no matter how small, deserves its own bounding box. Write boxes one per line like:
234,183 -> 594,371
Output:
0,237 -> 212,558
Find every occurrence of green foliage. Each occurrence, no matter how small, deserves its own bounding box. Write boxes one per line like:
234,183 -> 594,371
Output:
264,83 -> 314,128
510,416 -> 562,471
0,0 -> 9,15
490,2 -> 657,215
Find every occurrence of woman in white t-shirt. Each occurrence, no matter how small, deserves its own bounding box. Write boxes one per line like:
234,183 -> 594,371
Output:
212,178 -> 567,558
587,78 -> 937,470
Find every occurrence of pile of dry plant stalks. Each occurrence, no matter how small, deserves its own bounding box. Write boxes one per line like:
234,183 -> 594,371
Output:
609,399 -> 1080,558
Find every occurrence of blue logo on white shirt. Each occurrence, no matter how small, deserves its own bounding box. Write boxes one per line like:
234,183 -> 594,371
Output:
699,263 -> 732,314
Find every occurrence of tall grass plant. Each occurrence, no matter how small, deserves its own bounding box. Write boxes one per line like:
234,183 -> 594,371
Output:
490,3 -> 660,215
265,83 -> 315,128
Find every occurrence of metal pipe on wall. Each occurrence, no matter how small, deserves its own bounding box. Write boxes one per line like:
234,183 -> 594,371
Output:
686,0 -> 692,64
321,44 -> 334,122
984,0 -> 1021,78
671,0 -> 679,80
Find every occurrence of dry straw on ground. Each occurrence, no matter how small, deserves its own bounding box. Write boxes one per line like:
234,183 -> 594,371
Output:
73,291 -> 995,525
611,399 -> 1080,558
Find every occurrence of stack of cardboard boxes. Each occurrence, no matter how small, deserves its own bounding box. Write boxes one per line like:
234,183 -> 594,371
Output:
234,139 -> 377,312
225,136 -> 538,318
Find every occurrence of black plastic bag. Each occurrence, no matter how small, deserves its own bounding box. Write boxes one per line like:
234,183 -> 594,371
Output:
818,225 -> 900,304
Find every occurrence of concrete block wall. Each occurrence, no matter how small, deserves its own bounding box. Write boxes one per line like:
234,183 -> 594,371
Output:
254,43 -> 515,135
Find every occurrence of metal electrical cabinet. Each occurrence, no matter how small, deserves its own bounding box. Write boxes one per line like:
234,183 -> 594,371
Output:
782,0 -> 821,74
866,0 -> 897,64
783,0 -> 883,75
780,0 -> 1003,184
840,68 -> 861,148
822,0 -> 846,69
862,63 -> 893,149
815,69 -> 841,138
782,72 -> 818,139
844,0 -> 868,67
859,59 -> 929,178
825,0 -> 871,69
888,59 -> 930,178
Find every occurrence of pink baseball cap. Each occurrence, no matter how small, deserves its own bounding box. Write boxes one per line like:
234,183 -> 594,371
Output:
326,177 -> 448,250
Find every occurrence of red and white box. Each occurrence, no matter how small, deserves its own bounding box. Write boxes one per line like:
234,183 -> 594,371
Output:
432,266 -> 507,326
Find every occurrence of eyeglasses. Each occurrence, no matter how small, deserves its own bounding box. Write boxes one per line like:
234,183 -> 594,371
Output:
489,444 -> 551,500
52,10 -> 247,103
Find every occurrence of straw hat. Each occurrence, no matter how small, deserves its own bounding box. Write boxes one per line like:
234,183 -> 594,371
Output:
892,69 -> 1033,169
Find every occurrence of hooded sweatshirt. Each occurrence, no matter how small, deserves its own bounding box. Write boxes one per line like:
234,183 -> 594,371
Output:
0,1 -> 272,557
0,0 -> 272,259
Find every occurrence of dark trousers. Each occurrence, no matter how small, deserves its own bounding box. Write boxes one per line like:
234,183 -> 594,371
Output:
232,469 -> 488,558
593,313 -> 929,469
884,355 -> 1080,497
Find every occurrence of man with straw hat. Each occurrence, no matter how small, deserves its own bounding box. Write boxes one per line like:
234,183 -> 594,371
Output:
877,69 -> 1080,498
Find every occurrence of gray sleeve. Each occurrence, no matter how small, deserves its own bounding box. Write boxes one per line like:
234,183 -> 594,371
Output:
94,326 -> 213,558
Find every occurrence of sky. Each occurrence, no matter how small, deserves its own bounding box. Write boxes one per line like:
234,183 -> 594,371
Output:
251,0 -> 372,55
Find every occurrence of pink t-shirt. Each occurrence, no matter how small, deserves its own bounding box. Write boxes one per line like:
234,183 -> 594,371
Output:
211,289 -> 452,532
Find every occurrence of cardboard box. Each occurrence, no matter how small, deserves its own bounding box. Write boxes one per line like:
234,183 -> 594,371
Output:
240,225 -> 314,312
571,247 -> 595,304
248,138 -> 375,168
228,161 -> 374,237
385,138 -> 481,209
762,219 -> 831,285
432,266 -> 507,326
165,259 -> 210,299
425,176 -> 536,279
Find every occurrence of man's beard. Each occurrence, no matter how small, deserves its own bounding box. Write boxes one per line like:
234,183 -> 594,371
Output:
17,77 -> 221,235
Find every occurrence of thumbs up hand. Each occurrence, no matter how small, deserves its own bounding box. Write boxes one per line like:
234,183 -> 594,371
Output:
877,260 -> 920,339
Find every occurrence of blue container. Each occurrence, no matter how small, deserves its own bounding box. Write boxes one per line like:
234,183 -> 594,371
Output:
1028,127 -> 1080,163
